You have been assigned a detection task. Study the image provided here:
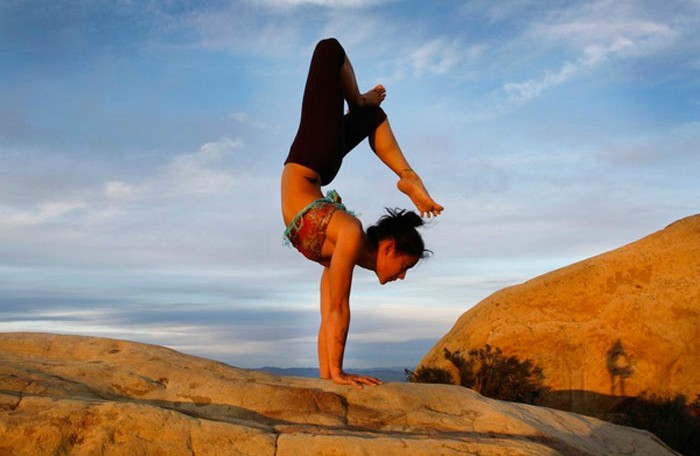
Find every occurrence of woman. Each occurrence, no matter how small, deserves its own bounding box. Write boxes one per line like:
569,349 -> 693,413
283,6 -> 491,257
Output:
281,38 -> 443,389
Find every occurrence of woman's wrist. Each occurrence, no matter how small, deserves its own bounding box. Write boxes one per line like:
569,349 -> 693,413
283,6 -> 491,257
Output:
330,367 -> 344,379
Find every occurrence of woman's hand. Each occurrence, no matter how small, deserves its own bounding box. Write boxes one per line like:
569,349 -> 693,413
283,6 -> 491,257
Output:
332,371 -> 383,389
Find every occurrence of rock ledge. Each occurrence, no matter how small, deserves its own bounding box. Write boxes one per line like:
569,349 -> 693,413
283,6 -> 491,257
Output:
0,333 -> 675,455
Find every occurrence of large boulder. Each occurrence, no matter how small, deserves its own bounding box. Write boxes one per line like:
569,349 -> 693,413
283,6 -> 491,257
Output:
419,214 -> 700,415
0,332 -> 674,455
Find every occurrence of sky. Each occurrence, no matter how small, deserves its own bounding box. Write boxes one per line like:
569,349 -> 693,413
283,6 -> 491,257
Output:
1,0 -> 698,371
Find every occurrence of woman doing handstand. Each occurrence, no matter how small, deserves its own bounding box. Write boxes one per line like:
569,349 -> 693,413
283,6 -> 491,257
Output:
281,38 -> 443,389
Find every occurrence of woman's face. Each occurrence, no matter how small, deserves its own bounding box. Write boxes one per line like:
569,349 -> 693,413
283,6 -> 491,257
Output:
376,239 -> 420,285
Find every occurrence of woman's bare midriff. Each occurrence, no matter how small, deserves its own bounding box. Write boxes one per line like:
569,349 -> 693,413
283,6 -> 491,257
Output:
281,163 -> 326,226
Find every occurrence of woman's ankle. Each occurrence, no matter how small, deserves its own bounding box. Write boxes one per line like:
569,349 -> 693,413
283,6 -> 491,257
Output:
399,168 -> 416,179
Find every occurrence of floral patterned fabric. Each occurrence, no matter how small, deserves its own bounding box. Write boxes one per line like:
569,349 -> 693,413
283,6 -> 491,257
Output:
284,190 -> 349,263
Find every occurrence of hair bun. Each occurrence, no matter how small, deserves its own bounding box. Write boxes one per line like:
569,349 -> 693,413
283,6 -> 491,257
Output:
404,210 -> 424,228
386,208 -> 424,228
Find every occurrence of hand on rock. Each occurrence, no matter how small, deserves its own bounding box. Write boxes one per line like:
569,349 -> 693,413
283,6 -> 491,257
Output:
332,372 -> 382,389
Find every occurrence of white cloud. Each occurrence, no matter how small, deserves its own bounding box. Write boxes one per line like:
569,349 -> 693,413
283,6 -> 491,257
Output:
0,137 -> 244,235
504,61 -> 579,103
182,3 -> 305,56
107,137 -> 243,202
228,112 -> 248,123
456,0 -> 541,24
157,138 -> 240,195
365,37 -> 483,84
502,34 -> 632,102
502,0 -> 678,104
170,137 -> 239,169
104,181 -> 133,199
407,39 -> 463,78
532,8 -> 676,51
228,112 -> 271,131
1,200 -> 86,229
254,0 -> 390,7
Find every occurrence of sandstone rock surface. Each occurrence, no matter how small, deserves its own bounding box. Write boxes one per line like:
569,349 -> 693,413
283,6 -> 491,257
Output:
419,214 -> 700,415
0,333 -> 674,455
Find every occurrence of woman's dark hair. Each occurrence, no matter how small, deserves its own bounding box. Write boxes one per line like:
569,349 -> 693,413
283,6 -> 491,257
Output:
366,208 -> 432,259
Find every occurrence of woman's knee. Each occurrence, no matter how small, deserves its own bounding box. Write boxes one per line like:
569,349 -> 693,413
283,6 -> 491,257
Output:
315,37 -> 345,68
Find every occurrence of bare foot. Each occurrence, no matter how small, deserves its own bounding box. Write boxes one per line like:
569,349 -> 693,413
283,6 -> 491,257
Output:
397,169 -> 444,218
361,84 -> 386,107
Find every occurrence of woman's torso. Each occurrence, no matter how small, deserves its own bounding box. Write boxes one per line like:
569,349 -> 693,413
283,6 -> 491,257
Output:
280,163 -> 325,226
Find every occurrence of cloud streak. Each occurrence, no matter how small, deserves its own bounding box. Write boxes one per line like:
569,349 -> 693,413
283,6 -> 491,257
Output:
405,39 -> 464,78
256,0 -> 391,6
503,0 -> 678,103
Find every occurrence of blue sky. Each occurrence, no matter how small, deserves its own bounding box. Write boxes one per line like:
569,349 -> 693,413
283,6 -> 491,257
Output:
1,0 -> 698,370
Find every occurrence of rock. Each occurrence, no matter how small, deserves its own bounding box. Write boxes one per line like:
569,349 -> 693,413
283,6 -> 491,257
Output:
419,214 -> 700,416
0,333 -> 674,455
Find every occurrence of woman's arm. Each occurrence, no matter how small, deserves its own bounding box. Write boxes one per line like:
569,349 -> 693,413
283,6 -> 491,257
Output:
321,213 -> 381,389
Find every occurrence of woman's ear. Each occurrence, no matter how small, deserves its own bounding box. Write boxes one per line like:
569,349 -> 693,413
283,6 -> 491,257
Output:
382,238 -> 396,256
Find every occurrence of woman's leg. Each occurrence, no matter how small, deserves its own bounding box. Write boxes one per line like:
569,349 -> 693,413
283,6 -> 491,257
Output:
343,104 -> 443,217
340,55 -> 386,108
369,119 -> 444,217
337,43 -> 442,217
287,38 -> 346,180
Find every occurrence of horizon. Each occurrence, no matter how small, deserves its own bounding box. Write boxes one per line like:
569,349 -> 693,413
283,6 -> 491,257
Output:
1,0 -> 698,369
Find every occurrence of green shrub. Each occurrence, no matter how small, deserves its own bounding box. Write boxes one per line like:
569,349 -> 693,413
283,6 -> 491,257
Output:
405,366 -> 453,384
612,394 -> 700,456
690,394 -> 700,417
408,344 -> 548,405
445,345 -> 548,404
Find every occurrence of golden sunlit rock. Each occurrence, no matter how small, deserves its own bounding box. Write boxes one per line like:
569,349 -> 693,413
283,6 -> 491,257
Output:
419,214 -> 700,417
0,333 -> 674,455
